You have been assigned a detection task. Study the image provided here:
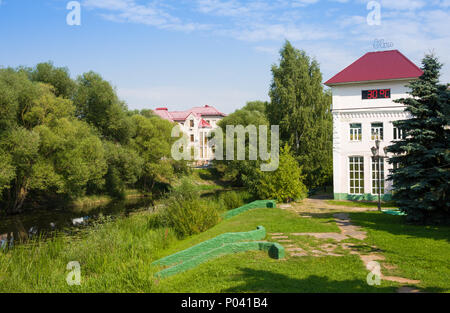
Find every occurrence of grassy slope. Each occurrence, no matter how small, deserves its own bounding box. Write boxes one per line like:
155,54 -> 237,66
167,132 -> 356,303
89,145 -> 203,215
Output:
153,209 -> 396,293
0,206 -> 448,293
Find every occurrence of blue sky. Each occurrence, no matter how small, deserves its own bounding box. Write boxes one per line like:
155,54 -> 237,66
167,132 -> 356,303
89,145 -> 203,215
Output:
0,0 -> 449,113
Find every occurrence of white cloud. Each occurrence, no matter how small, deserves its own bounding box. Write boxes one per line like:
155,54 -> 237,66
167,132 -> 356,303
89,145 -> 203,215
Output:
291,0 -> 320,7
83,0 -> 210,32
380,0 -> 426,11
437,0 -> 450,7
81,0 -> 450,87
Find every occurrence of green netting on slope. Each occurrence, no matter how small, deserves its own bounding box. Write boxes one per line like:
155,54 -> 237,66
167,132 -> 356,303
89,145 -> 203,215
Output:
155,241 -> 285,278
223,200 -> 277,220
152,226 -> 266,267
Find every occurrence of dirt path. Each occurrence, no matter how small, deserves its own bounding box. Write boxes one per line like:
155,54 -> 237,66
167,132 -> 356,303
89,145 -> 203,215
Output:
271,198 -> 421,293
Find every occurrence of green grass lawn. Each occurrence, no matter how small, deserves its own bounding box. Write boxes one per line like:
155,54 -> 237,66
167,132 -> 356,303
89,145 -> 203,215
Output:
0,205 -> 448,293
326,200 -> 398,209
153,252 -> 396,293
161,208 -> 338,258
350,212 -> 450,292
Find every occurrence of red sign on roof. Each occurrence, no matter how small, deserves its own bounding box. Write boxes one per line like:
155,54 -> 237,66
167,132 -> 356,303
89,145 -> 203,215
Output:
325,50 -> 423,86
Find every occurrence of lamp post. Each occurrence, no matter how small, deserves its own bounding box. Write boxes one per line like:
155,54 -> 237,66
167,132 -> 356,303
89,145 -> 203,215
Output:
371,139 -> 388,212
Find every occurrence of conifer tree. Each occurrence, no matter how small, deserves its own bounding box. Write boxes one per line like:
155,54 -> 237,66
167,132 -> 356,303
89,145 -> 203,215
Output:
387,54 -> 450,224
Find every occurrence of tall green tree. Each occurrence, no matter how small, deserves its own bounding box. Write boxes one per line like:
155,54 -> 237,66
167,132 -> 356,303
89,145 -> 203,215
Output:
267,41 -> 332,188
0,69 -> 107,213
387,54 -> 450,224
103,141 -> 144,198
25,62 -> 77,99
214,101 -> 270,192
0,150 -> 15,199
130,115 -> 177,191
74,72 -> 132,144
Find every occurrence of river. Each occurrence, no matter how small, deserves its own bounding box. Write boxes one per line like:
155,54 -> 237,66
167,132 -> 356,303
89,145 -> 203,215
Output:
0,189 -> 239,249
0,197 -> 154,249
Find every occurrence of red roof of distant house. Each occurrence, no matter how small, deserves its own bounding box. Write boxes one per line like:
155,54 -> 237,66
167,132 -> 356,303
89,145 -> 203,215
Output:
153,105 -> 226,122
325,50 -> 423,86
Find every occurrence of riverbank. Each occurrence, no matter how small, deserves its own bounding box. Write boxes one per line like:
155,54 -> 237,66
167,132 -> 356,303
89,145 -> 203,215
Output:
71,189 -> 151,208
1,198 -> 448,292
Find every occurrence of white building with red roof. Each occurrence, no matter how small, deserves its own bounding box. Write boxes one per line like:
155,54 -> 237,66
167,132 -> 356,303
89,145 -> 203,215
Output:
325,50 -> 423,201
153,105 -> 227,164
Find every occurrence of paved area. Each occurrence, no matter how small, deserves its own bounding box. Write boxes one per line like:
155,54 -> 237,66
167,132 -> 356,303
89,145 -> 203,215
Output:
268,198 -> 422,293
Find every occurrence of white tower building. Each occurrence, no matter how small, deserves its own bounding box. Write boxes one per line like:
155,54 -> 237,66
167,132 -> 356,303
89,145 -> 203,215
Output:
325,50 -> 423,201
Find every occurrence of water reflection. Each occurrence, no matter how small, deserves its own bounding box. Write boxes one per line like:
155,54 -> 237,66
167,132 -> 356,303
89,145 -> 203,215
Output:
0,189 -> 242,249
0,197 -> 154,249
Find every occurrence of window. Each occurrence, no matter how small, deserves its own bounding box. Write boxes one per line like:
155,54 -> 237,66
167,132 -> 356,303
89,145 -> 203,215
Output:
349,156 -> 364,195
190,135 -> 194,142
392,161 -> 399,172
371,123 -> 383,140
350,123 -> 362,141
190,120 -> 194,128
371,157 -> 385,194
393,127 -> 405,140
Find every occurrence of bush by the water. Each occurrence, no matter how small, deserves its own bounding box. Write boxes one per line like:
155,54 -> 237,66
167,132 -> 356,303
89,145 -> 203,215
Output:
150,179 -> 220,238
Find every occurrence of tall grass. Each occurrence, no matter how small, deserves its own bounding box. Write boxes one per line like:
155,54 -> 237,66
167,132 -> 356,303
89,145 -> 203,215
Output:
0,213 -> 178,292
0,181 -> 250,292
149,179 -> 220,238
217,190 -> 253,210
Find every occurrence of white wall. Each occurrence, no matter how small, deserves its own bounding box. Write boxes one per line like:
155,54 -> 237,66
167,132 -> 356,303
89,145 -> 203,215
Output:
332,80 -> 411,111
177,114 -> 224,162
332,79 -> 415,198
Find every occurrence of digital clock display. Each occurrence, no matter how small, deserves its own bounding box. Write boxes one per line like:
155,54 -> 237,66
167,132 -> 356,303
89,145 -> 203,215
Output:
362,89 -> 391,100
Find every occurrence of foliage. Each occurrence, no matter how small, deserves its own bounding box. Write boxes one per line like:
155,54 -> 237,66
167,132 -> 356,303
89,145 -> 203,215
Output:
25,62 -> 77,99
154,179 -> 220,238
387,54 -> 450,224
103,141 -> 144,199
256,144 -> 308,203
214,101 -> 270,192
130,114 -> 179,192
34,118 -> 107,195
74,71 -> 132,144
218,191 -> 246,210
0,149 -> 16,199
267,41 -> 332,188
0,64 -> 184,213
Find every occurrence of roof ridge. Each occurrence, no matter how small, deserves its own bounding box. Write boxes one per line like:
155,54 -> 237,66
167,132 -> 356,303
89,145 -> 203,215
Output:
392,50 -> 423,73
325,50 -> 423,86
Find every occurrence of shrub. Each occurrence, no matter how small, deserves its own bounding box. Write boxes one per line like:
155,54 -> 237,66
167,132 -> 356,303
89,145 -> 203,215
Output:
218,190 -> 253,210
156,179 -> 220,238
256,144 -> 308,203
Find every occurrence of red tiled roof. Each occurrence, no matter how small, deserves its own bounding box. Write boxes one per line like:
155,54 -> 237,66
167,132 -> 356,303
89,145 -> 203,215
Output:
325,50 -> 423,86
153,105 -> 226,122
